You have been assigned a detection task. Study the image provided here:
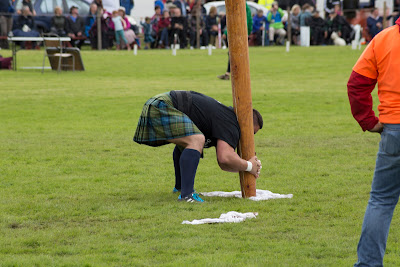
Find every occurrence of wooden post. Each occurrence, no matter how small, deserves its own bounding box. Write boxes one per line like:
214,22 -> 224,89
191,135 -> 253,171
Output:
287,7 -> 292,44
225,0 -> 256,198
383,2 -> 388,29
97,7 -> 102,50
196,0 -> 201,48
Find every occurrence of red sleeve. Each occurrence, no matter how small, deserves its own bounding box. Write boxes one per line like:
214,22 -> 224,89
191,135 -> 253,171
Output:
347,70 -> 379,131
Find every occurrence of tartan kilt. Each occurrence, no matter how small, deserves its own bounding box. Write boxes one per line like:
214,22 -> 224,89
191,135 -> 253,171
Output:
133,92 -> 202,147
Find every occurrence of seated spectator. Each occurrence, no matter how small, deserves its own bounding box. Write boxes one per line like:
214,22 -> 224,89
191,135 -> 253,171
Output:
50,6 -> 67,36
324,5 -> 353,44
367,8 -> 383,39
189,2 -> 208,48
141,17 -> 155,49
112,10 -> 130,50
66,6 -> 85,49
157,10 -> 171,48
300,4 -> 313,27
252,9 -> 268,46
12,6 -> 40,48
88,11 -> 113,49
169,7 -> 188,48
309,10 -> 325,45
173,0 -> 189,17
290,4 -> 301,45
205,6 -> 218,47
85,3 -> 97,37
267,1 -> 286,45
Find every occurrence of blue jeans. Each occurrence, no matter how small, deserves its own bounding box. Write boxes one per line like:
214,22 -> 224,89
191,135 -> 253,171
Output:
355,124 -> 400,267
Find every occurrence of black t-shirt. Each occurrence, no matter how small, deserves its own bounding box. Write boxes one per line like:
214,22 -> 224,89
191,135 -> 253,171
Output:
170,91 -> 240,149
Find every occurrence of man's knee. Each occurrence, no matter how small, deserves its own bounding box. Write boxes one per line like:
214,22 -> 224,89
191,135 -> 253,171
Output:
188,134 -> 205,149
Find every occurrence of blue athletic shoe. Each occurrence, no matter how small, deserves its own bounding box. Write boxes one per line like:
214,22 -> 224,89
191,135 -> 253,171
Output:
178,193 -> 205,203
172,187 -> 180,193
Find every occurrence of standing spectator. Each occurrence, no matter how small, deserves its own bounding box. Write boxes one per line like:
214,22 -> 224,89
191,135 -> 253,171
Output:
309,10 -> 325,45
119,7 -> 136,48
299,3 -> 313,26
189,2 -> 208,48
170,7 -> 188,48
120,0 -> 134,15
252,9 -> 268,46
259,0 -> 274,10
205,6 -> 218,47
157,10 -> 171,48
348,17 -> 400,267
21,0 -> 36,16
92,0 -> 103,10
85,3 -> 97,37
0,0 -> 14,49
267,1 -> 286,45
66,6 -> 85,49
50,6 -> 67,36
367,8 -> 383,40
12,6 -> 40,48
324,0 -> 341,17
141,17 -> 155,49
112,10 -> 130,50
290,4 -> 301,45
173,0 -> 188,17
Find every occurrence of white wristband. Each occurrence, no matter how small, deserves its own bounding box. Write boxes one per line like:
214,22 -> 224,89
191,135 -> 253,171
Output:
246,161 -> 253,172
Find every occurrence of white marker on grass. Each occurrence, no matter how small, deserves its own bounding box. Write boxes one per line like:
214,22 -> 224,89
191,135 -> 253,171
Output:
133,44 -> 138,55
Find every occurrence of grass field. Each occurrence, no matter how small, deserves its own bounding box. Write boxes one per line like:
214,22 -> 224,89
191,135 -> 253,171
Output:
1,46 -> 399,266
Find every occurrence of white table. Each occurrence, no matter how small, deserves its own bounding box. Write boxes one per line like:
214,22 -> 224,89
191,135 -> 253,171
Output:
8,37 -> 71,70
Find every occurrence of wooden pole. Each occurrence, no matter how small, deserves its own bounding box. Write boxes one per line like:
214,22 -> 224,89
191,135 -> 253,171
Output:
97,7 -> 102,50
225,0 -> 256,198
287,7 -> 292,44
383,1 -> 388,29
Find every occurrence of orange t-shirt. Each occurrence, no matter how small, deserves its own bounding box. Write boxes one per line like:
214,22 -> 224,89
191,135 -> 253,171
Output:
353,24 -> 400,124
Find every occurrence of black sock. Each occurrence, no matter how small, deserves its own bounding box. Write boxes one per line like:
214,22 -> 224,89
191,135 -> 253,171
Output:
173,146 -> 182,190
180,148 -> 201,198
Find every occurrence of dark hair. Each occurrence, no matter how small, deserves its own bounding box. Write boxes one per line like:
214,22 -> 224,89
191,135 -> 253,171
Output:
253,109 -> 263,129
70,6 -> 78,14
155,6 -> 161,10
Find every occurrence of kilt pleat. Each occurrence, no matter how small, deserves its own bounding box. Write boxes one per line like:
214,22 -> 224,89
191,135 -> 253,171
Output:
133,92 -> 202,147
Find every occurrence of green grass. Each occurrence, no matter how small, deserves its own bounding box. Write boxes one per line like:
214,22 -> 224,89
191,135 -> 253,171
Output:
1,46 -> 398,266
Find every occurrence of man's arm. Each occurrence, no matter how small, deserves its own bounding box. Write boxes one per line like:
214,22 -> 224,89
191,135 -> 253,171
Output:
216,139 -> 261,178
347,70 -> 380,132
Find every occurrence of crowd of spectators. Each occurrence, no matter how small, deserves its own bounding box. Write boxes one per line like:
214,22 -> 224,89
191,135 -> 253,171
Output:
0,0 -> 399,50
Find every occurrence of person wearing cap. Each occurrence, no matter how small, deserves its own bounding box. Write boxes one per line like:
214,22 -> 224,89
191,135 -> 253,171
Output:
66,6 -> 85,49
348,17 -> 400,267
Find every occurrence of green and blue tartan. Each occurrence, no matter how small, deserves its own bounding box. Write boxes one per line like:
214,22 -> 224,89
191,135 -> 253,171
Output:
133,92 -> 202,147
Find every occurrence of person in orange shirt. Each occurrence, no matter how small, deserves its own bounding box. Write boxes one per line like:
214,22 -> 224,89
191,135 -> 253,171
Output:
348,17 -> 400,267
